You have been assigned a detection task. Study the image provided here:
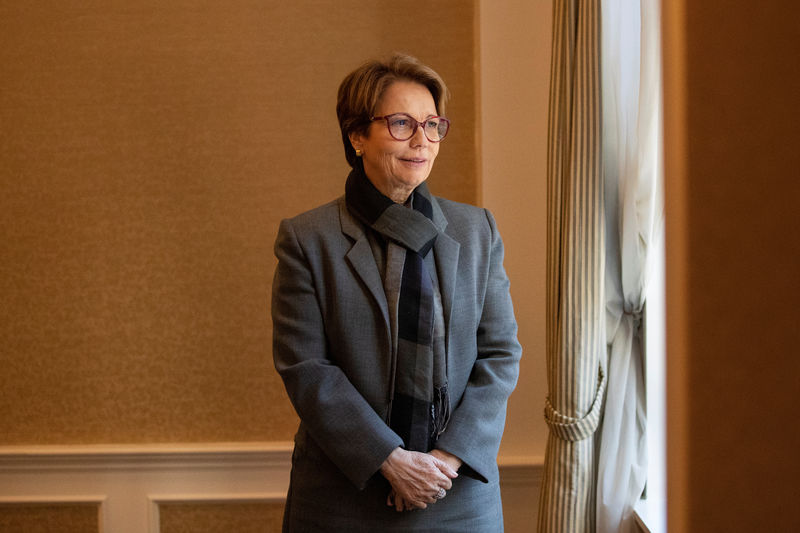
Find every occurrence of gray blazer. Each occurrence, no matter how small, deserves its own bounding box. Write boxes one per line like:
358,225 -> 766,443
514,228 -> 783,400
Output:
272,193 -> 521,493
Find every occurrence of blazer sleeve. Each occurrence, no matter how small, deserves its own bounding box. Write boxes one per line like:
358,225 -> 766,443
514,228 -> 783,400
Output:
271,218 -> 403,490
434,208 -> 522,483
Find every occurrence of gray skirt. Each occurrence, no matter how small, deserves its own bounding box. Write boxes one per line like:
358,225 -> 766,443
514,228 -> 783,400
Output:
282,435 -> 503,532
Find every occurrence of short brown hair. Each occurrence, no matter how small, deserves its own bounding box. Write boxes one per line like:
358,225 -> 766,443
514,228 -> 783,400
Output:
336,53 -> 450,168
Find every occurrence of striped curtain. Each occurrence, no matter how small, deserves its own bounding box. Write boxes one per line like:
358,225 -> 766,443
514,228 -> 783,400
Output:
537,1 -> 606,532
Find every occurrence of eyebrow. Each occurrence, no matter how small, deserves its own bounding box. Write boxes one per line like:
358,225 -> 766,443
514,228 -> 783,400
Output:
380,112 -> 440,120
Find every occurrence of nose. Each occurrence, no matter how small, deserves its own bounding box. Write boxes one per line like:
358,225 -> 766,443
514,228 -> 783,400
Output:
409,122 -> 429,146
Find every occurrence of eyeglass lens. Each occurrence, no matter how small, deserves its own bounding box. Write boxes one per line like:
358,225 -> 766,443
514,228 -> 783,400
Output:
387,114 -> 449,142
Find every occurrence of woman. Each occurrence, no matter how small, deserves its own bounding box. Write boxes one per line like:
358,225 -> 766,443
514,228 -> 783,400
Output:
272,53 -> 521,531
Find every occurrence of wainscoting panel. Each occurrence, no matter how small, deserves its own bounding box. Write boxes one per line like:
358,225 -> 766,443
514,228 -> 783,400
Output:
0,443 -> 541,533
0,499 -> 103,533
156,499 -> 285,533
499,457 -> 544,532
0,443 -> 291,533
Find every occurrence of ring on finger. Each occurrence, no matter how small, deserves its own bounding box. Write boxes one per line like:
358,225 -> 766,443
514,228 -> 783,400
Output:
435,488 -> 446,500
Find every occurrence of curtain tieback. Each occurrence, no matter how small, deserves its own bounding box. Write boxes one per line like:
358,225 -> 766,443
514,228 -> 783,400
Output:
544,366 -> 607,442
623,302 -> 643,330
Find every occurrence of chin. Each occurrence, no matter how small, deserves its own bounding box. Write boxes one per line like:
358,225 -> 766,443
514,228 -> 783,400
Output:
402,170 -> 431,187
402,177 -> 429,191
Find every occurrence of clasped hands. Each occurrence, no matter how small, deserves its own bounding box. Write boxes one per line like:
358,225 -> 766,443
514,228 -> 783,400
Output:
380,447 -> 462,512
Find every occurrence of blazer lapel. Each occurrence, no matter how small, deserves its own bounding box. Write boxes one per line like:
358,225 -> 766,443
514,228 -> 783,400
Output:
339,199 -> 390,328
430,198 -> 460,351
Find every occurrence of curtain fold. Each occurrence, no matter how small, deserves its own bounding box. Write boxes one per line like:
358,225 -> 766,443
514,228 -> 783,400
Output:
537,1 -> 605,532
596,0 -> 663,531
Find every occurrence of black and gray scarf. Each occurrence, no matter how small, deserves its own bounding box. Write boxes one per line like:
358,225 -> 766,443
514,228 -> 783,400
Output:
345,162 -> 450,452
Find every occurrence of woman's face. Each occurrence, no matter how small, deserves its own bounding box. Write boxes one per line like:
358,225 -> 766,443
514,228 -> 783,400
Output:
350,81 -> 440,203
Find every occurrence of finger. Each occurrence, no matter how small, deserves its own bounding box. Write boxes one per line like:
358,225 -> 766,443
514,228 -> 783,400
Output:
430,468 -> 455,489
400,495 -> 425,512
399,493 -> 411,512
432,458 -> 459,478
401,493 -> 419,510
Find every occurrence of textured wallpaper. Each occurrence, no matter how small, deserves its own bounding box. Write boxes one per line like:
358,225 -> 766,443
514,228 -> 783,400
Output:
0,505 -> 98,533
160,502 -> 284,533
0,1 -> 476,444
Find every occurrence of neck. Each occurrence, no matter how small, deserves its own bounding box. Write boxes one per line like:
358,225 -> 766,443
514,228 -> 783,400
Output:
366,175 -> 413,204
386,188 -> 413,204
359,163 -> 414,203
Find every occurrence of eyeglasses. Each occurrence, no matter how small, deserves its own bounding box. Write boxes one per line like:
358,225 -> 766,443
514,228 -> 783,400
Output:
371,113 -> 451,142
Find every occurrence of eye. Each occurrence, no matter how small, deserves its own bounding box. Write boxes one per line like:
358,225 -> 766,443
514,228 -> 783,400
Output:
390,117 -> 410,128
425,119 -> 439,129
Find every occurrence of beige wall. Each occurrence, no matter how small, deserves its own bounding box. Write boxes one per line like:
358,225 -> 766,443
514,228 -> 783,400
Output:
1,1 -> 550,531
0,0 -> 476,446
663,1 -> 800,531
479,1 -> 551,530
479,0 -> 551,463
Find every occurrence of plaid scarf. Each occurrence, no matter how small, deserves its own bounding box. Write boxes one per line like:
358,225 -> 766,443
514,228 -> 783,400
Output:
345,163 -> 450,452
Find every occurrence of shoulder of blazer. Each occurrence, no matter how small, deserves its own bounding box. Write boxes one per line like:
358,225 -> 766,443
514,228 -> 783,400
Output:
283,197 -> 341,232
279,197 -> 355,250
433,196 -> 486,217
432,196 -> 494,241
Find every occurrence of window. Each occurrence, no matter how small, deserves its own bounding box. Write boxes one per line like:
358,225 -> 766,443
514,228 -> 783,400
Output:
635,225 -> 666,533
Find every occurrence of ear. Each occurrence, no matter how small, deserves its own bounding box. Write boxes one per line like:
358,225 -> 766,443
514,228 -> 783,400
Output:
348,131 -> 364,153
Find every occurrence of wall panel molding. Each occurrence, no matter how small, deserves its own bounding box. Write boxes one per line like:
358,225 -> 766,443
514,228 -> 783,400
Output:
148,492 -> 286,533
0,443 -> 541,532
0,443 -> 292,533
0,442 -> 293,472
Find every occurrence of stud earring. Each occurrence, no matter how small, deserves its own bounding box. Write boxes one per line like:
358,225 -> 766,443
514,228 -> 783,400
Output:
355,148 -> 363,157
